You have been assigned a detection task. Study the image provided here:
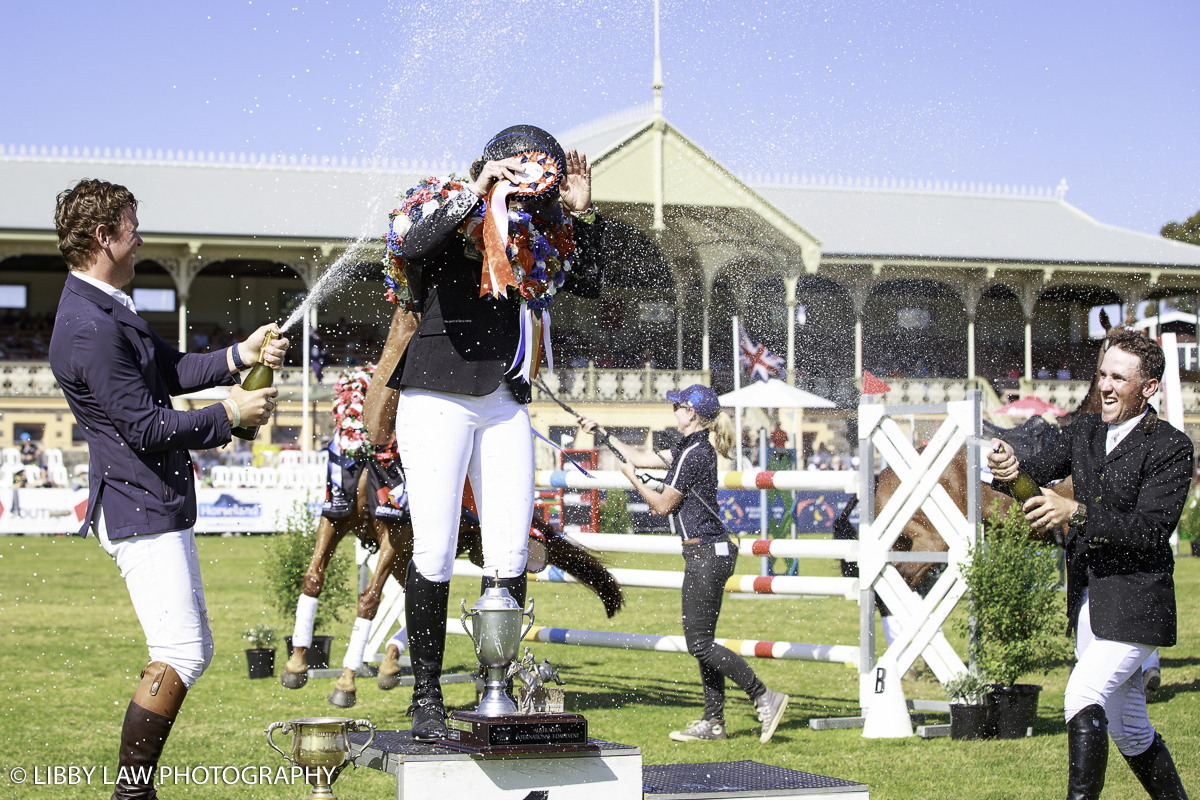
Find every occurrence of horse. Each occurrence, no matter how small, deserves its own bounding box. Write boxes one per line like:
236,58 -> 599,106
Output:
281,308 -> 624,708
840,313 -> 1137,632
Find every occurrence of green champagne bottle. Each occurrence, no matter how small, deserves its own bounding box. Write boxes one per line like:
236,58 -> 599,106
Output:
993,444 -> 1040,503
231,331 -> 276,441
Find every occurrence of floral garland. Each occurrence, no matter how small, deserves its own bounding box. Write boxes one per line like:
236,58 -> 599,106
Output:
381,175 -> 576,313
331,364 -> 375,462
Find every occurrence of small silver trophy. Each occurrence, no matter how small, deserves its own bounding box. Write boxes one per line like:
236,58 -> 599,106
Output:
460,586 -> 535,716
264,716 -> 375,800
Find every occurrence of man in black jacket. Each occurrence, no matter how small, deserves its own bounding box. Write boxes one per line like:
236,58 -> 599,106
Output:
989,331 -> 1190,800
50,179 -> 287,799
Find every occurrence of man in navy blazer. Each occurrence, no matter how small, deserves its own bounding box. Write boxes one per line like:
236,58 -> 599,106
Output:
990,331 -> 1190,800
49,179 -> 288,800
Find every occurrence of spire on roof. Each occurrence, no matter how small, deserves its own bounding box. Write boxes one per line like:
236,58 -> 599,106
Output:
652,0 -> 663,119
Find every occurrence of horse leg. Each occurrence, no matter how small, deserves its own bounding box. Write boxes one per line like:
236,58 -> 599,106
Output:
328,479 -> 399,707
281,514 -> 348,688
377,519 -> 416,690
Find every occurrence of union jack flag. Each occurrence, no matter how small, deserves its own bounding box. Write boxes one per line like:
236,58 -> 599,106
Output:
739,328 -> 786,383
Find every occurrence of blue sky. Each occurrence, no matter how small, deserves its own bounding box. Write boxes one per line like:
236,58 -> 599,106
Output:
3,0 -> 1197,235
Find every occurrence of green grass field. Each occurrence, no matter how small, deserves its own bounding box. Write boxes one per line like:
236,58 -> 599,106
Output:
1,534 -> 1196,799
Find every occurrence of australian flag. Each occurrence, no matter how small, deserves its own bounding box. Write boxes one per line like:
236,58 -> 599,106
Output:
739,328 -> 786,383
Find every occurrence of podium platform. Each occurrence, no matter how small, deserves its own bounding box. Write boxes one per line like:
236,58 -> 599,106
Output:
350,730 -> 642,799
349,732 -> 869,800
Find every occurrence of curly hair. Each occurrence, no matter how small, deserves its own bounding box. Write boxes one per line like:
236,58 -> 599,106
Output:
54,179 -> 138,270
1109,329 -> 1165,383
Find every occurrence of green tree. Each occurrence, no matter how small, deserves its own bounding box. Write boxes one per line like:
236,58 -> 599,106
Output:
957,501 -> 1070,686
1161,209 -> 1200,246
264,500 -> 354,633
598,490 -> 633,534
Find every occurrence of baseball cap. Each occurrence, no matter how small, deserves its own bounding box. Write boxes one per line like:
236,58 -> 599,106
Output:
665,384 -> 721,419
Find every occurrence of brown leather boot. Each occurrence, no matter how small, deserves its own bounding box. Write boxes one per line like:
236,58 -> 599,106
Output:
112,662 -> 188,800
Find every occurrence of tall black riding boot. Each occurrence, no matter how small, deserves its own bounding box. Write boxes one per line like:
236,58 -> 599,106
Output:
1068,704 -> 1110,800
481,573 -> 527,607
1123,733 -> 1189,800
113,662 -> 189,800
404,561 -> 450,741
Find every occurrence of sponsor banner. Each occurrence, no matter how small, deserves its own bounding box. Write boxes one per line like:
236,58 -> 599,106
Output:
0,488 -> 319,535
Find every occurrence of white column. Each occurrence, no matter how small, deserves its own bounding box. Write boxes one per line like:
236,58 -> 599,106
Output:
302,306 -> 312,454
967,314 -> 976,380
855,315 -> 863,378
1024,318 -> 1033,382
733,316 -> 742,471
701,304 -> 710,373
785,275 -> 798,386
177,292 -> 189,353
676,303 -> 684,371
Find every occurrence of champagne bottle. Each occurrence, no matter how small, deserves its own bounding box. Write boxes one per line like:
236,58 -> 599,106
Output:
993,443 -> 1040,504
231,331 -> 276,441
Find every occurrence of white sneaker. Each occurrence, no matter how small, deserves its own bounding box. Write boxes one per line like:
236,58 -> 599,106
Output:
755,689 -> 789,743
669,718 -> 727,741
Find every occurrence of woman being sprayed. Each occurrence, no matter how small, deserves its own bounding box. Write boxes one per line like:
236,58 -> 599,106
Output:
389,126 -> 603,740
580,384 -> 789,743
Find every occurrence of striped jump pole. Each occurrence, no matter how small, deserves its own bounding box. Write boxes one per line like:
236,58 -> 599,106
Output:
535,469 -> 858,493
446,618 -> 859,666
568,532 -> 859,561
452,560 -> 859,599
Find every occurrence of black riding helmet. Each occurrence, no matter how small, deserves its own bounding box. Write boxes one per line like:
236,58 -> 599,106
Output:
471,124 -> 567,201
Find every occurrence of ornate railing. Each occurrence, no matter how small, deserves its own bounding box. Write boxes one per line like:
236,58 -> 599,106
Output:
534,365 -> 710,403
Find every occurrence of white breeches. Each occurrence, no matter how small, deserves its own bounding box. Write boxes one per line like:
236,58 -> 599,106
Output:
396,385 -> 533,583
97,512 -> 214,687
1064,589 -> 1156,756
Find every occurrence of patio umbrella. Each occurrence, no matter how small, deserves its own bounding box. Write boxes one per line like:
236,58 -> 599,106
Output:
994,395 -> 1067,418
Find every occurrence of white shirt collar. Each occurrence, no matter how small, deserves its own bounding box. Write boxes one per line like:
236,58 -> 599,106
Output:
1106,408 -> 1148,454
74,271 -> 136,313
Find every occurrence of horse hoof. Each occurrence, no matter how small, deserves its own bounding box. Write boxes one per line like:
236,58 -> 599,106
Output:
328,688 -> 356,708
377,671 -> 401,691
280,670 -> 309,689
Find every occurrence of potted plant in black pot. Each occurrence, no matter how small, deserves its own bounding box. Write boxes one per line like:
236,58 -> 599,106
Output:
945,667 -> 991,740
958,501 -> 1071,739
243,624 -> 277,679
264,500 -> 354,670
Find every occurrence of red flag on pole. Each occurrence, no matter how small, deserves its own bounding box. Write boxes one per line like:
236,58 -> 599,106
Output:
861,370 -> 891,395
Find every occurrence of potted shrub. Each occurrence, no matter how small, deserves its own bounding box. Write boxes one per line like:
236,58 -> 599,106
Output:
243,624 -> 277,679
264,500 -> 354,669
957,501 -> 1071,739
945,667 -> 992,740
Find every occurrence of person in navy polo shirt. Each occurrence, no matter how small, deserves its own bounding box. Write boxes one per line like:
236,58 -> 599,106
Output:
49,179 -> 288,800
580,383 -> 790,743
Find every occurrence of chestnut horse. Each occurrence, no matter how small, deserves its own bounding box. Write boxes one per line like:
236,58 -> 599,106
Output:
281,308 -> 624,708
859,313 -> 1136,596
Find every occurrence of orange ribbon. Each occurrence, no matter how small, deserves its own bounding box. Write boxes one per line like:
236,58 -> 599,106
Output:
480,182 -> 519,298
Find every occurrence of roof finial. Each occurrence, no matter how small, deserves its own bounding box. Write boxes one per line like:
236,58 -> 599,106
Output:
652,0 -> 663,119
1055,177 -> 1068,201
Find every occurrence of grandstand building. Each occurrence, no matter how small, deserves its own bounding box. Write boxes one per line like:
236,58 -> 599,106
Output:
3,103 -> 1200,477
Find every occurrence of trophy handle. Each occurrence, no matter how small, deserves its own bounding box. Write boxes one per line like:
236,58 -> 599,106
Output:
264,721 -> 293,764
348,719 -> 377,766
519,597 -> 536,642
460,599 -> 474,639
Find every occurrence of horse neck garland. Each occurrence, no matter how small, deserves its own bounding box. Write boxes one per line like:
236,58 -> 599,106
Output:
382,174 -> 576,313
331,364 -> 375,461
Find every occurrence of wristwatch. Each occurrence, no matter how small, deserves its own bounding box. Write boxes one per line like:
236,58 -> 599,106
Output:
1070,503 -> 1087,531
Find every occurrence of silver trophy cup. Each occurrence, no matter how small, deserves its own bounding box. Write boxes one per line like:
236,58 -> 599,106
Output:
460,587 -> 535,716
264,716 -> 375,800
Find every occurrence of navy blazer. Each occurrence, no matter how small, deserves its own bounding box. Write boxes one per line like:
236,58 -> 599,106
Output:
1020,409 -> 1191,647
49,274 -> 235,540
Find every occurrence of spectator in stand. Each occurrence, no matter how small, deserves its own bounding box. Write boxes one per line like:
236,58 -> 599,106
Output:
769,420 -> 789,450
1037,365 -> 1052,379
19,432 -> 41,465
1057,361 -> 1072,380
